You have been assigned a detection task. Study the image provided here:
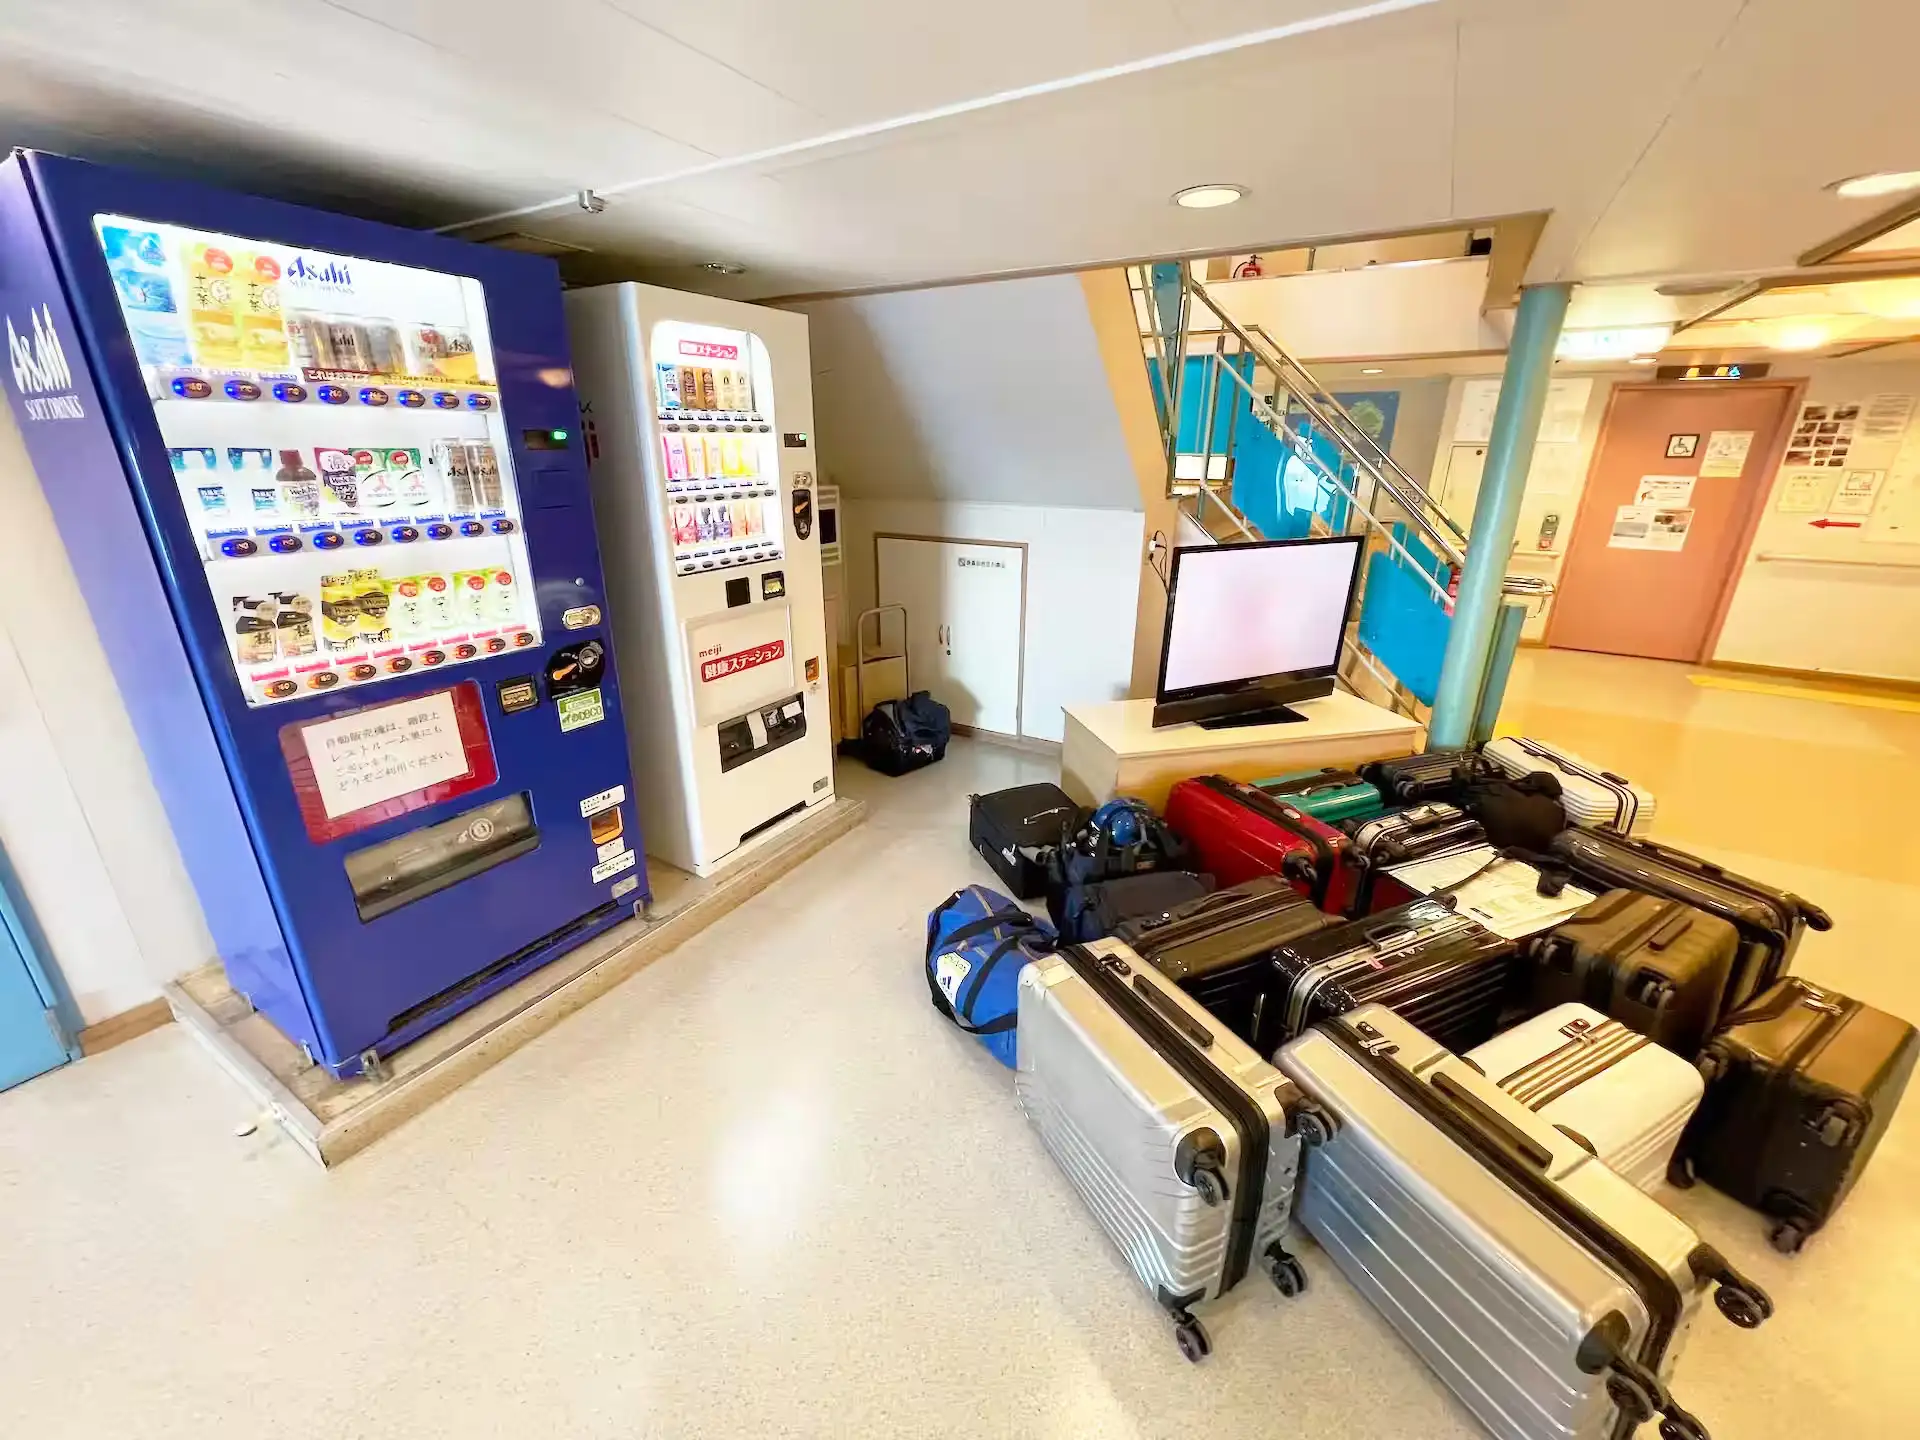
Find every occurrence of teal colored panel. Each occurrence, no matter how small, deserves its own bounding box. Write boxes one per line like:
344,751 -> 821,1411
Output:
1357,551 -> 1453,708
0,864 -> 69,1092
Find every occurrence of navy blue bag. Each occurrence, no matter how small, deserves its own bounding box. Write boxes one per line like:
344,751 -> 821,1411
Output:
925,885 -> 1056,1068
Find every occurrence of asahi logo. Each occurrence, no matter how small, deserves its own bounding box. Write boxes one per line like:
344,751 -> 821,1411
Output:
7,305 -> 84,421
283,255 -> 353,293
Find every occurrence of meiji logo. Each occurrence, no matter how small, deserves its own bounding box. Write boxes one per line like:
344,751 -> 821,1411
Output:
6,306 -> 84,421
283,255 -> 354,292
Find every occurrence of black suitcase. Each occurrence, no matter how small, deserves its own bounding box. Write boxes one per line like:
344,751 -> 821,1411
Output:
1359,749 -> 1475,804
1343,802 -> 1487,916
1677,977 -> 1918,1254
1058,870 -> 1214,943
1264,898 -> 1521,1057
1550,829 -> 1832,1014
968,783 -> 1078,899
1119,877 -> 1341,1049
1528,890 -> 1740,1060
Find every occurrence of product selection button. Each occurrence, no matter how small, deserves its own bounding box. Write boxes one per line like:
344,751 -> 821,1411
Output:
348,663 -> 379,682
459,521 -> 486,537
352,528 -> 384,546
464,393 -> 494,410
317,384 -> 350,405
490,518 -> 516,534
386,656 -> 413,674
359,387 -> 391,406
453,642 -> 479,661
390,526 -> 420,543
421,649 -> 447,667
432,391 -> 461,409
170,376 -> 213,399
425,522 -> 454,540
224,379 -> 262,401
307,671 -> 340,690
273,382 -> 308,403
313,530 -> 346,550
264,679 -> 299,700
267,534 -> 303,553
513,631 -> 536,647
397,389 -> 427,408
219,537 -> 259,558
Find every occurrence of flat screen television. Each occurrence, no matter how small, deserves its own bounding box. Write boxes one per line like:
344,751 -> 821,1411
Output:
1153,535 -> 1364,729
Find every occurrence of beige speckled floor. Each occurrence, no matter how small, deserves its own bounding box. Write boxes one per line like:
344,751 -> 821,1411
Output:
3,650 -> 1917,1438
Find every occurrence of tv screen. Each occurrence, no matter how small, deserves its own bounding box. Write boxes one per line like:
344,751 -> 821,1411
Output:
1159,537 -> 1363,698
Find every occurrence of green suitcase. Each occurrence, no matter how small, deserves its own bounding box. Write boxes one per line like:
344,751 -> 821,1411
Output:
1253,768 -> 1386,825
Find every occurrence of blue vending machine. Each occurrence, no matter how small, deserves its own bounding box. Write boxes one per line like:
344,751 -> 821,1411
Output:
0,151 -> 647,1077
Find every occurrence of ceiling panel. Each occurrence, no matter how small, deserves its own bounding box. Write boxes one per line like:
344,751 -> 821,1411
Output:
596,0 -> 1372,125
1568,0 -> 1920,280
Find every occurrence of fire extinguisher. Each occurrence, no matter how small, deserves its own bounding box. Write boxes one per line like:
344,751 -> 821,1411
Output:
1231,254 -> 1264,279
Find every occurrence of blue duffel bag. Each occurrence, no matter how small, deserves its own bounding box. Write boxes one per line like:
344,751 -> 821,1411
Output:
925,885 -> 1057,1068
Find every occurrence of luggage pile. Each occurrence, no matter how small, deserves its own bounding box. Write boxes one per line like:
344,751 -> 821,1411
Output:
925,743 -> 1915,1437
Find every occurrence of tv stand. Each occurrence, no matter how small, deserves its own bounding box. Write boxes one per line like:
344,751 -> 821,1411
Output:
1195,704 -> 1309,730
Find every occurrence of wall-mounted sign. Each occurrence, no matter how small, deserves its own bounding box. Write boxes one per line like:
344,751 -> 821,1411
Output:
1665,434 -> 1698,459
1655,363 -> 1772,382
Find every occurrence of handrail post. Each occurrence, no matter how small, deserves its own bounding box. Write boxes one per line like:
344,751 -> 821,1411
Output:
1470,600 -> 1529,744
1428,282 -> 1571,748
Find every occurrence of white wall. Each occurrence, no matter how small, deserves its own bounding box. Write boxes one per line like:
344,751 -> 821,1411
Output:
1205,259 -> 1506,362
794,276 -> 1141,509
0,403 -> 212,1024
840,499 -> 1144,742
1715,362 -> 1920,679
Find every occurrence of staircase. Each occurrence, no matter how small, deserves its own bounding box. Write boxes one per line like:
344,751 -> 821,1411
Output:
1131,262 -> 1550,730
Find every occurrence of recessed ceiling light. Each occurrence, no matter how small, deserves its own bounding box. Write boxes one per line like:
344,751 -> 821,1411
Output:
699,260 -> 748,275
1173,184 -> 1247,210
1829,170 -> 1920,200
1360,367 -> 1384,375
1628,356 -> 1658,366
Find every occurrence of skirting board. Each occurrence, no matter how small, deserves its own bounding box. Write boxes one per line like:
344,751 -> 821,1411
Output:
1697,659 -> 1920,698
77,997 -> 174,1056
165,795 -> 867,1167
950,722 -> 1062,758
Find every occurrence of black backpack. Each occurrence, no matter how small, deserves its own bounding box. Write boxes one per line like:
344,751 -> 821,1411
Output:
842,690 -> 951,776
1045,798 -> 1193,935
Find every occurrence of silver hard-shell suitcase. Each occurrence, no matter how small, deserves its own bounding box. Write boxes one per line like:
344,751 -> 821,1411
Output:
1015,937 -> 1306,1360
1276,1006 -> 1772,1440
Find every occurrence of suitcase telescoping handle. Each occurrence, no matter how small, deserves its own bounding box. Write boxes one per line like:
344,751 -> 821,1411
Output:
1618,835 -> 1834,932
1428,1071 -> 1554,1169
1131,973 -> 1214,1049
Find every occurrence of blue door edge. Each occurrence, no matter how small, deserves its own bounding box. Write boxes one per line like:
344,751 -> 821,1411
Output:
0,851 -> 83,1061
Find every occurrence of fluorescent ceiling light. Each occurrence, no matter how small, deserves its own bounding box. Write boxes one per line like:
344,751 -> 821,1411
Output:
1830,170 -> 1920,200
1173,184 -> 1247,209
1769,320 -> 1840,351
1628,356 -> 1658,366
1360,367 -> 1384,374
1556,325 -> 1673,361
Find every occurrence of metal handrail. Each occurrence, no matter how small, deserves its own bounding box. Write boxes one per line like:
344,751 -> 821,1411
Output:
1169,273 -> 1468,568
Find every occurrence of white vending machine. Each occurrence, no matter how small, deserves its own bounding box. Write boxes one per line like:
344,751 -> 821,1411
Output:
565,283 -> 835,877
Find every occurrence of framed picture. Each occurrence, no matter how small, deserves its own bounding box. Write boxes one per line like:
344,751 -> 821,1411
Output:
1666,433 -> 1700,459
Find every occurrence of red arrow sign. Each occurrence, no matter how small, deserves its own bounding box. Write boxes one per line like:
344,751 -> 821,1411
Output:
1808,517 -> 1863,528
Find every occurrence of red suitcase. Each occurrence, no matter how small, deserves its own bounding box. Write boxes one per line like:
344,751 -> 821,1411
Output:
1165,775 -> 1360,916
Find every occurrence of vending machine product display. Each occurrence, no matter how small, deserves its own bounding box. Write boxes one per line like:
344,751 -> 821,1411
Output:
0,152 -> 646,1077
565,284 -> 834,876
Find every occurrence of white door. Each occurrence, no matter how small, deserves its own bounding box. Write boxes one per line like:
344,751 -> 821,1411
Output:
876,537 -> 1024,736
1438,443 -> 1488,529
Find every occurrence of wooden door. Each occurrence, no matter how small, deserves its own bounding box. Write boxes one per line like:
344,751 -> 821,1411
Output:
876,536 -> 1025,735
1549,384 -> 1792,662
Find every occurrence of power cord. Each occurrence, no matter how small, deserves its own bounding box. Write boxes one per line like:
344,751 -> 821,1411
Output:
1145,530 -> 1171,592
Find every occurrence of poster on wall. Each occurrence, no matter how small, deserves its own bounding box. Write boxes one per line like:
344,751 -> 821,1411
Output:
1867,470 -> 1920,543
1528,443 -> 1585,495
1827,469 -> 1886,517
1785,402 -> 1857,469
1452,377 -> 1589,445
1635,475 -> 1696,507
1698,430 -> 1755,478
1860,393 -> 1916,443
1609,504 -> 1693,551
1776,469 -> 1836,514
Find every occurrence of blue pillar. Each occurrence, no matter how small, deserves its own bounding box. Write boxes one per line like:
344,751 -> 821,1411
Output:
1427,283 -> 1571,748
1470,600 -> 1529,744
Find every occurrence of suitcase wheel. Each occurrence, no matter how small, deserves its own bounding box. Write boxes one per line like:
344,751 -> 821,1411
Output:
1768,1219 -> 1811,1256
1816,1111 -> 1854,1148
1294,1105 -> 1334,1148
1191,1167 -> 1228,1207
1714,1284 -> 1771,1330
1666,1154 -> 1697,1189
1265,1244 -> 1309,1299
1605,1371 -> 1662,1426
1173,1316 -> 1212,1363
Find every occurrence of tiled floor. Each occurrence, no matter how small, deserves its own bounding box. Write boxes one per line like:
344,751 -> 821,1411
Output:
3,649 -> 1916,1439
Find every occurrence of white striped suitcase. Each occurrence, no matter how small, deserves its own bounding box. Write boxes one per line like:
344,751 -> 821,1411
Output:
1014,938 -> 1308,1360
1484,737 -> 1657,837
1277,1006 -> 1773,1440
1468,1005 -> 1705,1194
